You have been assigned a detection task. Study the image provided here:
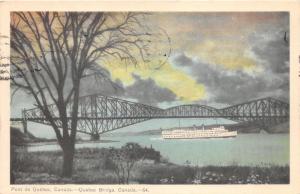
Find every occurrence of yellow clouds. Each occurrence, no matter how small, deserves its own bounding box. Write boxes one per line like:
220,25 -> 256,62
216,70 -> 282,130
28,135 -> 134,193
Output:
152,64 -> 205,102
102,62 -> 206,102
149,13 -> 269,71
186,39 -> 257,70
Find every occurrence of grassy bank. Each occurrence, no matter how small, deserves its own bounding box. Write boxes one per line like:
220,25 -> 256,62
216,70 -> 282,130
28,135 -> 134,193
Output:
12,147 -> 289,184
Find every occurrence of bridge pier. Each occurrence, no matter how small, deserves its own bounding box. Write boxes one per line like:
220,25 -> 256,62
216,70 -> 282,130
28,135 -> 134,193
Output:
90,133 -> 100,141
22,119 -> 28,134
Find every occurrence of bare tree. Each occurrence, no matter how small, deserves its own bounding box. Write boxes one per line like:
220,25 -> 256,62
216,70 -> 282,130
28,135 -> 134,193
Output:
10,12 -> 152,177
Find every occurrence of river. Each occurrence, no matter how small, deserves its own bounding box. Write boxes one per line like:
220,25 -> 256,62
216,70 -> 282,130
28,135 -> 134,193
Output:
28,133 -> 289,167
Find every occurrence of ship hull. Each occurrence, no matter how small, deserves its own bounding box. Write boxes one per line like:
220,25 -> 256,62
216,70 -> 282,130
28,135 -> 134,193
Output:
161,127 -> 237,139
162,132 -> 237,139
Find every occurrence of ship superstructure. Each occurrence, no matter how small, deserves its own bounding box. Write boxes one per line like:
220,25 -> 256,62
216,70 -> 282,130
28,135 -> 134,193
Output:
161,125 -> 237,139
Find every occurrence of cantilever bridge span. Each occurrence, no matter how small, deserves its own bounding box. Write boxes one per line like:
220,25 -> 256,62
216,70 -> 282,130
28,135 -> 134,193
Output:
11,93 -> 289,138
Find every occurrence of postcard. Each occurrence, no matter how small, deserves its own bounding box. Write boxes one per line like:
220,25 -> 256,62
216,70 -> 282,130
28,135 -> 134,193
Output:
0,1 -> 300,194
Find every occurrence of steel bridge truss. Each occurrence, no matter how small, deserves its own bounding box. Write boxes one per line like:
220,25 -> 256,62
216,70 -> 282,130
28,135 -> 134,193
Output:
219,97 -> 289,128
20,94 -> 289,136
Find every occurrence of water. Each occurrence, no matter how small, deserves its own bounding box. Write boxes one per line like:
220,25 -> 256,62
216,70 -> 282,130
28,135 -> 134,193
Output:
25,118 -> 289,167
28,133 -> 289,167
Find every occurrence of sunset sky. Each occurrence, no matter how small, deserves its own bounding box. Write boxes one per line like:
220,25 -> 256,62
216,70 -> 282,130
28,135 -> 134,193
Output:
11,12 -> 289,117
10,12 -> 290,138
94,12 -> 289,108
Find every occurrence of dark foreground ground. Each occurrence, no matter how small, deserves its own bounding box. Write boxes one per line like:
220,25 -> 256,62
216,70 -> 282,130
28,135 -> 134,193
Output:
12,147 -> 289,184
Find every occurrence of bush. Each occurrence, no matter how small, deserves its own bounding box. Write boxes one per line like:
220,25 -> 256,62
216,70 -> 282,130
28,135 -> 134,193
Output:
138,164 -> 196,184
102,142 -> 161,184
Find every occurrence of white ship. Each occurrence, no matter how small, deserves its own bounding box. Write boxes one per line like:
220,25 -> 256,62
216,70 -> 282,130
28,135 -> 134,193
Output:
161,125 -> 237,139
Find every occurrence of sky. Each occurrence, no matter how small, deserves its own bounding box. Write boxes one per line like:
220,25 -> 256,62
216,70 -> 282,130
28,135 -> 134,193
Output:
82,12 -> 289,108
10,12 -> 289,138
11,12 -> 289,117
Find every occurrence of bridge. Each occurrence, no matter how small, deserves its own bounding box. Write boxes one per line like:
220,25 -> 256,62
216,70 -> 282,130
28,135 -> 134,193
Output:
11,93 -> 289,139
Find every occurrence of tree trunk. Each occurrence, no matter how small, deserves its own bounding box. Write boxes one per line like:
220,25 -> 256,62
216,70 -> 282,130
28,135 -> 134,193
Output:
61,142 -> 75,177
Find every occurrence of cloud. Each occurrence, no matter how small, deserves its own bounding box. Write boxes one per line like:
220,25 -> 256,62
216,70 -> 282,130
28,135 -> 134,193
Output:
79,72 -> 177,106
123,74 -> 177,106
249,28 -> 289,75
148,12 -> 289,71
172,52 -> 194,67
80,75 -> 125,97
170,13 -> 289,105
172,49 -> 289,105
11,12 -> 289,115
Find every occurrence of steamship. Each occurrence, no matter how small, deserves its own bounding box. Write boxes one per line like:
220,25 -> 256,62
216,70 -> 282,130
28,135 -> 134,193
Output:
161,125 -> 237,139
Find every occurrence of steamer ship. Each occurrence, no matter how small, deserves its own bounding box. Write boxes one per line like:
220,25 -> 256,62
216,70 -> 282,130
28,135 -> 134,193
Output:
161,125 -> 237,139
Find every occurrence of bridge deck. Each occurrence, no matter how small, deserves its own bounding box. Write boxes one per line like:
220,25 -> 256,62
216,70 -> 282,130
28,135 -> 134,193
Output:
10,95 -> 289,135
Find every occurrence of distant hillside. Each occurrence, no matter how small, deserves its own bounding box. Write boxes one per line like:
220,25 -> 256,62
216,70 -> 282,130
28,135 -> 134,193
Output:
103,122 -> 289,137
225,122 -> 289,134
11,127 -> 55,145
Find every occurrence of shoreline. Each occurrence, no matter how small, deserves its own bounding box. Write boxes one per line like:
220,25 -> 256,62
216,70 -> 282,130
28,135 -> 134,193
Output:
12,147 -> 289,184
15,146 -> 289,168
19,139 -> 120,147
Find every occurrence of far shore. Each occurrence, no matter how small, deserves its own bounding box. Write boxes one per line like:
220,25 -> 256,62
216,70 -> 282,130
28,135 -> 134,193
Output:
25,139 -> 119,147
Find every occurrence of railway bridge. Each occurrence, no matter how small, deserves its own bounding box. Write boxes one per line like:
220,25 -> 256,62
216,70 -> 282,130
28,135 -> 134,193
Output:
11,93 -> 289,139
